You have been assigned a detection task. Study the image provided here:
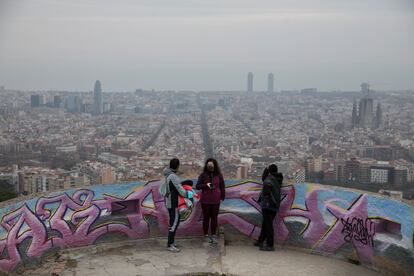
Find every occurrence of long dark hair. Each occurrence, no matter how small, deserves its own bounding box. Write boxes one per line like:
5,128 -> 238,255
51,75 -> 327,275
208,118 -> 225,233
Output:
203,158 -> 222,175
261,167 -> 269,182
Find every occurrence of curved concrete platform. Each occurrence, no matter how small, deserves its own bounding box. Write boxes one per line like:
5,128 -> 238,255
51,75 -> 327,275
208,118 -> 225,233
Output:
13,237 -> 381,276
223,245 -> 381,276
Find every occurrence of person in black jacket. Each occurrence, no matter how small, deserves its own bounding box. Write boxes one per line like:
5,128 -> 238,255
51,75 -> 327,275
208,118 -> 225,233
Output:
255,164 -> 282,251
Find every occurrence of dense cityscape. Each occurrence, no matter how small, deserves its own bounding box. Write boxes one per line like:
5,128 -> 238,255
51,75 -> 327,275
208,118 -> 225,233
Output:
0,75 -> 414,201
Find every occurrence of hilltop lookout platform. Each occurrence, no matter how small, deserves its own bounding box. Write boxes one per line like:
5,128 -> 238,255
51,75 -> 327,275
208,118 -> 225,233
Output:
0,180 -> 413,275
17,236 -> 381,276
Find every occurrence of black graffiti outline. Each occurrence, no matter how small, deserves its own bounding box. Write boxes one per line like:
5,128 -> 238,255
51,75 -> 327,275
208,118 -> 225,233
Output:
340,217 -> 375,247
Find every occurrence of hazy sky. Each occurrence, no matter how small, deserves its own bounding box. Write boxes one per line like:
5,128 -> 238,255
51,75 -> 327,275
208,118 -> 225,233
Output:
0,0 -> 413,91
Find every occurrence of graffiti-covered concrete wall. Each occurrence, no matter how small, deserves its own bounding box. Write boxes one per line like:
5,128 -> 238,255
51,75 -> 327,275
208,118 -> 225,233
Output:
0,181 -> 413,275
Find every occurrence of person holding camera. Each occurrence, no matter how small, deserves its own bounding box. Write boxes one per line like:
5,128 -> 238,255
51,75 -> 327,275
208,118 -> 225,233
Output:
255,164 -> 282,251
196,158 -> 225,244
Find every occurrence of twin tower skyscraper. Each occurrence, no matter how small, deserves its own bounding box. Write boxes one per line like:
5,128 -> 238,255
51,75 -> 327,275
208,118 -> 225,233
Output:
247,72 -> 274,93
93,80 -> 103,115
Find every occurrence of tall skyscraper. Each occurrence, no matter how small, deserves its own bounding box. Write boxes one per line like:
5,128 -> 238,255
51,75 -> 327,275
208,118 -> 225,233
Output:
93,80 -> 103,115
267,73 -> 274,92
247,72 -> 253,92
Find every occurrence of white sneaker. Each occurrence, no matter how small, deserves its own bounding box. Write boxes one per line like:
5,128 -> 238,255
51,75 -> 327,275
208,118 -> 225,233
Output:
167,245 -> 181,253
204,235 -> 212,243
211,235 -> 219,244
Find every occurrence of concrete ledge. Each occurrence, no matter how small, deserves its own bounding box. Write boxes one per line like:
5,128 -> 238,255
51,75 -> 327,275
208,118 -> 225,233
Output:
0,180 -> 413,275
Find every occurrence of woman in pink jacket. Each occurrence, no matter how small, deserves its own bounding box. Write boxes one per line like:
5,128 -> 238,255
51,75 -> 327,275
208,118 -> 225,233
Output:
196,158 -> 226,244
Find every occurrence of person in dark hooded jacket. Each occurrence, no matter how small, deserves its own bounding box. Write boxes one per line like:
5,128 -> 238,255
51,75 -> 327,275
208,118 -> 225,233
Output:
255,164 -> 283,251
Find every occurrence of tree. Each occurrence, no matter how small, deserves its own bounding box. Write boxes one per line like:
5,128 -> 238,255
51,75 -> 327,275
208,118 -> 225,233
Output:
0,179 -> 17,202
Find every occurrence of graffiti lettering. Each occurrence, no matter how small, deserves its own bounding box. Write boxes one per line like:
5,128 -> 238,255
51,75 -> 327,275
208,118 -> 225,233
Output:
0,181 -> 410,274
341,217 -> 375,247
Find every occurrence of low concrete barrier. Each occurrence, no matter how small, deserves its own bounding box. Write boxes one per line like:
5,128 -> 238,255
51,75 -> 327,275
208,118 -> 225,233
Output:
0,180 -> 413,275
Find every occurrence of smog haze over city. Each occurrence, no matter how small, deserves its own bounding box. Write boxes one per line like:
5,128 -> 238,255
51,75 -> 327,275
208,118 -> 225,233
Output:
0,0 -> 414,201
1,0 -> 414,91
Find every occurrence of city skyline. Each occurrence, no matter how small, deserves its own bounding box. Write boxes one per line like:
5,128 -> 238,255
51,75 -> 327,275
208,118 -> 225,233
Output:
0,0 -> 413,200
1,79 -> 413,94
1,84 -> 413,196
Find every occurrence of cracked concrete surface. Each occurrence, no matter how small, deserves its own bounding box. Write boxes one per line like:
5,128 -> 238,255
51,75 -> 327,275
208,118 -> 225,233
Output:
14,237 -> 382,276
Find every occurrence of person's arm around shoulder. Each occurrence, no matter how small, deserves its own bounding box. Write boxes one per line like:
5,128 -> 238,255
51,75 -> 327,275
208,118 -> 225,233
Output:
271,174 -> 282,205
196,173 -> 208,190
262,177 -> 272,196
219,174 -> 225,201
270,182 -> 279,204
170,173 -> 188,198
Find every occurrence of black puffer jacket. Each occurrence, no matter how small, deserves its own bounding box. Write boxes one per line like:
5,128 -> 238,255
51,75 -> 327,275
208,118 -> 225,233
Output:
260,173 -> 283,212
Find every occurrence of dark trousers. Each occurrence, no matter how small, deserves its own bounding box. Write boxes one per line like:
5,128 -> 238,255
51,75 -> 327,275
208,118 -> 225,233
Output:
201,203 -> 220,235
168,208 -> 181,246
258,209 -> 277,247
